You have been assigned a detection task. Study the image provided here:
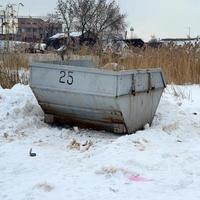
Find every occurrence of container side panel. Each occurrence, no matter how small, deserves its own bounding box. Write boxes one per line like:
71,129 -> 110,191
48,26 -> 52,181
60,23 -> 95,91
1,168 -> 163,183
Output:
31,87 -> 125,126
30,65 -> 117,97
117,70 -> 166,96
32,87 -> 120,111
151,72 -> 166,89
117,89 -> 164,133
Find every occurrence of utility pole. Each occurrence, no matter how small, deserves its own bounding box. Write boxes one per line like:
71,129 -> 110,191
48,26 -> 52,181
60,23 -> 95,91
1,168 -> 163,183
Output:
1,16 -> 2,35
5,4 -> 9,51
16,3 -> 24,41
0,5 -> 3,35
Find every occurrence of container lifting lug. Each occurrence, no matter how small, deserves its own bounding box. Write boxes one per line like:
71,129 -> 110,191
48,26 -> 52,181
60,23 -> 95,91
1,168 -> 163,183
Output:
132,73 -> 136,95
148,72 -> 155,92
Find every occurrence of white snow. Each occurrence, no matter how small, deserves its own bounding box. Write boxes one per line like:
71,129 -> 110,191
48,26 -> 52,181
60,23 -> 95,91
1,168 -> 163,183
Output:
70,31 -> 82,37
49,32 -> 82,39
0,84 -> 200,200
161,40 -> 200,46
34,43 -> 47,51
0,40 -> 30,51
56,45 -> 66,52
49,33 -> 65,39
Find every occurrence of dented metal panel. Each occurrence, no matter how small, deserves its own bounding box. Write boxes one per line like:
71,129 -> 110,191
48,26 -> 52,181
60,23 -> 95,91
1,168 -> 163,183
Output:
29,61 -> 166,133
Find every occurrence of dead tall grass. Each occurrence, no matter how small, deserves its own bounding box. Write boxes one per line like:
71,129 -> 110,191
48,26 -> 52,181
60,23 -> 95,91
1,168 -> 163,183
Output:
0,53 -> 28,88
97,44 -> 200,84
1,43 -> 200,88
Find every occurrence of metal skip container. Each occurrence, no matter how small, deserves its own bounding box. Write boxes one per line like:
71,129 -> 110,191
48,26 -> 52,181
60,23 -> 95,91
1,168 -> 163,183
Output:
29,61 -> 166,133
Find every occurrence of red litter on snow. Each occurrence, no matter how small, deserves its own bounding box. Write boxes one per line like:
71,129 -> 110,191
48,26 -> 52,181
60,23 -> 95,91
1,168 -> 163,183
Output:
128,175 -> 152,182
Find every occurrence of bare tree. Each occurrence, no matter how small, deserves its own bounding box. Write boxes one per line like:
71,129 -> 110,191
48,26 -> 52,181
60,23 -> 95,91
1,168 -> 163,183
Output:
57,0 -> 75,37
75,0 -> 126,39
45,13 -> 62,38
73,0 -> 95,35
56,0 -> 126,39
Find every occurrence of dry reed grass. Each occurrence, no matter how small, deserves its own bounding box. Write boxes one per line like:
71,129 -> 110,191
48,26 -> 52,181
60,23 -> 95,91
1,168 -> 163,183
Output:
65,43 -> 200,84
0,52 -> 28,88
1,43 -> 200,88
97,44 -> 200,84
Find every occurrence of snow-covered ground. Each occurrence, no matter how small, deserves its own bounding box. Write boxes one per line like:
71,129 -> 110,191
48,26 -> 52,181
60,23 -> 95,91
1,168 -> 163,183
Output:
0,84 -> 200,200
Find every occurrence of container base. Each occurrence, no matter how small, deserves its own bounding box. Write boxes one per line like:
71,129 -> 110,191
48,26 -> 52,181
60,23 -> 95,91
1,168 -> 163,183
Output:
44,113 -> 127,134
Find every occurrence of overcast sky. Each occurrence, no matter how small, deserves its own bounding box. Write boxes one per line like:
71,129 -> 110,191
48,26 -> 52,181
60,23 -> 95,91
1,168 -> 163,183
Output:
1,0 -> 199,41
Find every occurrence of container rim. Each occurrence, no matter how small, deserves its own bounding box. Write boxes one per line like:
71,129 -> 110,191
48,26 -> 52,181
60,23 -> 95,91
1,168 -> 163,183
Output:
29,62 -> 163,76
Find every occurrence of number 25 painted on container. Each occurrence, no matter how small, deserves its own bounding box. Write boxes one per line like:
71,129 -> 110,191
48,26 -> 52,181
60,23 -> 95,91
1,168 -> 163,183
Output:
59,71 -> 73,85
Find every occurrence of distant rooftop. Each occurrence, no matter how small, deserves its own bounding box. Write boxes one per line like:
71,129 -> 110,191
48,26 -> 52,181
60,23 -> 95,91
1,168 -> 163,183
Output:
18,16 -> 46,19
161,37 -> 199,41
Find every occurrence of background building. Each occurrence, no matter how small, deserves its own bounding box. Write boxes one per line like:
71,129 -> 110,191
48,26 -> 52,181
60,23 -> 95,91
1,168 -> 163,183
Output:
0,16 -> 63,42
16,17 -> 62,42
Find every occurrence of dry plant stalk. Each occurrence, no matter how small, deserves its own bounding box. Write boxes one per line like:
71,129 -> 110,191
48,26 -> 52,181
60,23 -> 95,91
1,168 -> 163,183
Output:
0,52 -> 28,88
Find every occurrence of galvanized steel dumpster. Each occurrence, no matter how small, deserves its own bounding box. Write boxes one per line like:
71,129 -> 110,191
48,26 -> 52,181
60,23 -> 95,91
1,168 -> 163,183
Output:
29,61 -> 166,133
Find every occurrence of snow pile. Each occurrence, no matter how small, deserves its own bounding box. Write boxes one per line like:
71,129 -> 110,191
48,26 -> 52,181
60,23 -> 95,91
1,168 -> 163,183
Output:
0,84 -> 44,137
0,84 -> 200,200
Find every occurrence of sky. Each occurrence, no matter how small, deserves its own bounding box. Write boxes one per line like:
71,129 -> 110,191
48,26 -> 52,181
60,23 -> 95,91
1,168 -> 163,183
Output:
0,0 -> 199,41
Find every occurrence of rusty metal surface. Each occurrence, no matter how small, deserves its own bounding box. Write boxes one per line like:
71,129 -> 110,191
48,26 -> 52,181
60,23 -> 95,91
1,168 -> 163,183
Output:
40,102 -> 124,124
44,113 -> 126,134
